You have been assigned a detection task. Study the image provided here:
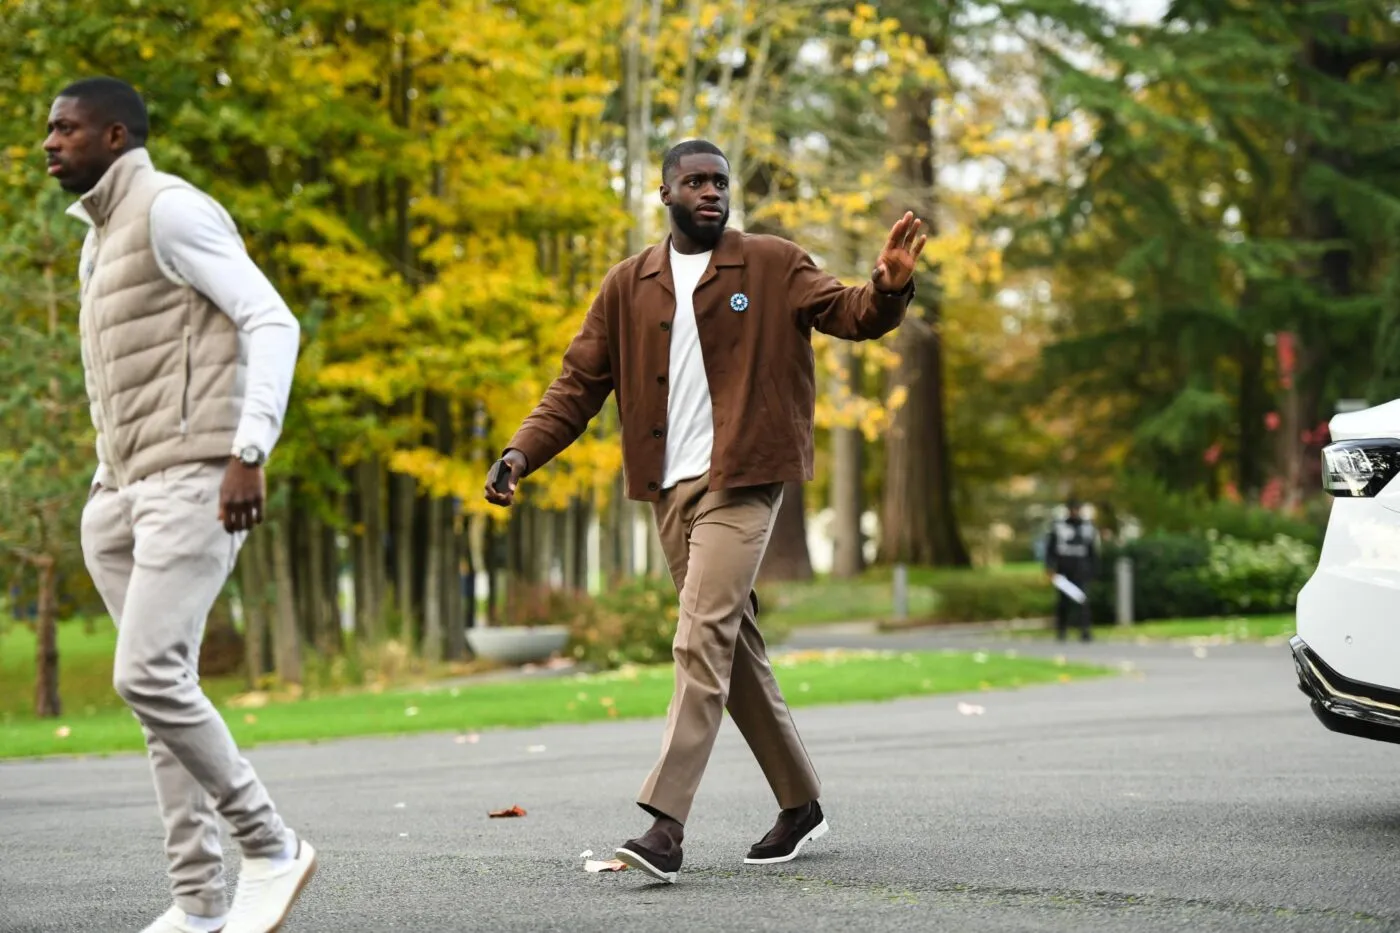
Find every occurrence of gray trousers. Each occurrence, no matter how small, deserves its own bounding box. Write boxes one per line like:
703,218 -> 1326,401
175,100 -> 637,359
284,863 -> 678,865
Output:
81,460 -> 291,917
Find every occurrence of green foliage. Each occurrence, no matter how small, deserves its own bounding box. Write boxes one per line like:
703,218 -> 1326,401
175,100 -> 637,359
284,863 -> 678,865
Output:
1015,0 -> 1400,500
1089,531 -> 1317,622
1090,534 -> 1218,622
1200,532 -> 1317,616
1111,474 -> 1326,548
931,574 -> 1056,623
564,577 -> 680,670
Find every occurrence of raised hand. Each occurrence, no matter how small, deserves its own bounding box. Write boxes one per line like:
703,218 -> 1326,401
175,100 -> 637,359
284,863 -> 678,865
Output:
872,211 -> 928,293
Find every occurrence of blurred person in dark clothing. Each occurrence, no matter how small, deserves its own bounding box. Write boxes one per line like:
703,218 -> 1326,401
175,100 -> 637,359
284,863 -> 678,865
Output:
1044,497 -> 1099,642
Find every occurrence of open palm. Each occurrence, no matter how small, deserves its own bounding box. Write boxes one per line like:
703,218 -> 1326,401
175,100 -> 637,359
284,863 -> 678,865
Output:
872,211 -> 927,293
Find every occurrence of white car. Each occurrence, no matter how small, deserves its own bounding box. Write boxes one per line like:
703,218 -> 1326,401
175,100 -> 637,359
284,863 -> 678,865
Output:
1293,399 -> 1400,743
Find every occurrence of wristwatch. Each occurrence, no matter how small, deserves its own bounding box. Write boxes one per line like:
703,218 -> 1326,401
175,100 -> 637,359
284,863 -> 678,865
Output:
233,445 -> 267,467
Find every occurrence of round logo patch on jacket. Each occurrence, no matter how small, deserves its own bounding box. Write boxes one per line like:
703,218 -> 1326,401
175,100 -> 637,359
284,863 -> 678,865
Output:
730,292 -> 749,312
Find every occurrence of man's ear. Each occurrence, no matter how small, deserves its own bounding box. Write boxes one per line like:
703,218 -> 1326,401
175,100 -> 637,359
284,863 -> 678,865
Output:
106,122 -> 129,153
659,183 -> 672,206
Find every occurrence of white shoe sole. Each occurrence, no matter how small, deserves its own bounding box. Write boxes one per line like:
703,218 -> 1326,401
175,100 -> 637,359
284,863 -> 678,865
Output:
232,843 -> 318,933
744,819 -> 829,864
268,848 -> 317,933
614,847 -> 678,883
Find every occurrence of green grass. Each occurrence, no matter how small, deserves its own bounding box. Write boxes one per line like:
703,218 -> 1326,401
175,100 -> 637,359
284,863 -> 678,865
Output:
0,619 -> 246,719
1020,614 -> 1296,642
759,562 -> 1044,628
0,646 -> 1109,760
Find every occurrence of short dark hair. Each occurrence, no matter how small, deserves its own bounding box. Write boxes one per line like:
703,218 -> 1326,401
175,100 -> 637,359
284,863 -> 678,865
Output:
662,139 -> 727,184
58,77 -> 149,147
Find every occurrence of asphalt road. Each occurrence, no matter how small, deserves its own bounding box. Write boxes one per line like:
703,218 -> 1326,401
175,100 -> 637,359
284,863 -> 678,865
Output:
4,628 -> 1400,932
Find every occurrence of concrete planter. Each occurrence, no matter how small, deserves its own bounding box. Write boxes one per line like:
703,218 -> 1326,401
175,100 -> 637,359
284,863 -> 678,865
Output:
466,625 -> 570,665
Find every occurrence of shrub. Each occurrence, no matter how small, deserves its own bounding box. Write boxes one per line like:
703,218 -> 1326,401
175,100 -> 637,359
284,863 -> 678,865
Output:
565,577 -> 680,670
1089,534 -> 1220,622
1110,473 -> 1325,548
1088,531 -> 1318,622
932,574 -> 1056,622
1200,532 -> 1318,615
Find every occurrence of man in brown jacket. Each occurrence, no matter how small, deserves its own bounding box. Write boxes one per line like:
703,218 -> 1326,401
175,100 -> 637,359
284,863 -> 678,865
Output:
485,139 -> 924,883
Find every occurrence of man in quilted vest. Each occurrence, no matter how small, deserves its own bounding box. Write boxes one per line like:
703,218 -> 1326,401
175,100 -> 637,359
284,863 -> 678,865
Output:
45,77 -> 315,933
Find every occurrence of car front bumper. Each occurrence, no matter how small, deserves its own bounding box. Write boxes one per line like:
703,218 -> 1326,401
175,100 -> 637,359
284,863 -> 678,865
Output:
1292,634 -> 1400,745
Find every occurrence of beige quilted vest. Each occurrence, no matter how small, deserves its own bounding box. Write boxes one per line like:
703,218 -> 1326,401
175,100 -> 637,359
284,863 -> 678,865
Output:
76,149 -> 243,488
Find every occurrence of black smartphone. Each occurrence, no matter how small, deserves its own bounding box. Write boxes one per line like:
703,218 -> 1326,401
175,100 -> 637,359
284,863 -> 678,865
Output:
490,459 -> 512,495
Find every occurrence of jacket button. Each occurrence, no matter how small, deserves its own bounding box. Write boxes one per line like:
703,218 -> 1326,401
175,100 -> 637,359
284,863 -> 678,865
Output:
657,374 -> 667,384
660,321 -> 671,331
647,481 -> 659,491
652,428 -> 663,438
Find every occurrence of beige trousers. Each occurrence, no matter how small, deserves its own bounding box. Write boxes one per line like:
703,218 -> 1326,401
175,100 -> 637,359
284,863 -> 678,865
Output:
81,460 -> 291,918
637,474 -> 821,824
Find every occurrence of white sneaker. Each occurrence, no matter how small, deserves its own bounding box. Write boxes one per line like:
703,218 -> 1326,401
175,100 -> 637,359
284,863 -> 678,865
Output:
139,906 -> 224,933
224,838 -> 317,933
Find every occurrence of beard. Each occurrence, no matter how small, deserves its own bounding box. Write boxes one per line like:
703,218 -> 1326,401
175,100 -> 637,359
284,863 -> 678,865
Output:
669,201 -> 728,249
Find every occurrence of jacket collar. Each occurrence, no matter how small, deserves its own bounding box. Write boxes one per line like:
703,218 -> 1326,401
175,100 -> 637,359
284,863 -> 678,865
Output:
72,148 -> 155,228
639,227 -> 746,279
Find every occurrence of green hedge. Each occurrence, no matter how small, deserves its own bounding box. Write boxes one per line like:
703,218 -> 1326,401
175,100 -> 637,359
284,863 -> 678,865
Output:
932,574 -> 1056,622
1088,532 -> 1318,622
1110,474 -> 1326,548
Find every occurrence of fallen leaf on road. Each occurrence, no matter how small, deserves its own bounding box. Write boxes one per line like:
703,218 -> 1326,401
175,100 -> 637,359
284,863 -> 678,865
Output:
54,726 -> 71,738
579,850 -> 594,859
957,702 -> 986,716
584,859 -> 627,873
489,805 -> 528,818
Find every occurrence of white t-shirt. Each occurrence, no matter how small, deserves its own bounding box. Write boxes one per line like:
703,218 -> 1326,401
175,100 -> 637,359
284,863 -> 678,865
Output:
662,246 -> 716,488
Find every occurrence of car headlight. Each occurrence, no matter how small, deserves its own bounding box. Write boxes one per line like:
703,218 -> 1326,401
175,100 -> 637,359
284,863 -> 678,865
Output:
1321,439 -> 1400,497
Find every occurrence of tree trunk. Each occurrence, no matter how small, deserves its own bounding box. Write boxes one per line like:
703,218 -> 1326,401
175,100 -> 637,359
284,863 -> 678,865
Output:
882,316 -> 969,565
33,556 -> 59,718
393,472 -> 418,651
615,486 -> 635,579
880,67 -> 968,568
240,530 -> 270,685
758,483 -> 813,582
356,457 -> 385,643
1237,331 -> 1267,500
306,509 -> 339,656
446,509 -> 467,660
271,505 -> 303,686
831,344 -> 865,578
422,495 -> 444,663
485,517 -> 501,625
